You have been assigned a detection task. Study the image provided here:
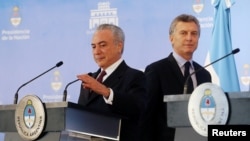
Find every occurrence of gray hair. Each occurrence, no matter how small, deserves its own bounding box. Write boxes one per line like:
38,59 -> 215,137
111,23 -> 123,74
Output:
169,14 -> 200,37
96,24 -> 125,53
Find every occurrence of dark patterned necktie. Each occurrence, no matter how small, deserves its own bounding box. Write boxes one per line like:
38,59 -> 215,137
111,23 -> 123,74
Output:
97,70 -> 106,83
184,62 -> 194,93
88,70 -> 107,99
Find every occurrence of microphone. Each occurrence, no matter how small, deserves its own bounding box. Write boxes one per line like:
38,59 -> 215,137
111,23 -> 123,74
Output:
14,61 -> 63,104
62,79 -> 79,101
183,48 -> 240,94
62,72 -> 93,101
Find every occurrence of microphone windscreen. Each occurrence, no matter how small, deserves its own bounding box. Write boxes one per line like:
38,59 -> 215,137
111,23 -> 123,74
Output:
232,48 -> 240,54
56,61 -> 63,67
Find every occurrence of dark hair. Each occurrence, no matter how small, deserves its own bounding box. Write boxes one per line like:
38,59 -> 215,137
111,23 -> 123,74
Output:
169,14 -> 200,36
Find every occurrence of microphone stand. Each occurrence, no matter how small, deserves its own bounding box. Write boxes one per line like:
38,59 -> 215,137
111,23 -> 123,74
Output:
183,48 -> 240,94
63,79 -> 79,101
62,73 -> 92,101
14,61 -> 63,104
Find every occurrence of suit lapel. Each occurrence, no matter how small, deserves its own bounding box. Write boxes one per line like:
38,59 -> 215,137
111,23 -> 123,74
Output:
192,61 -> 203,85
103,61 -> 126,87
168,53 -> 186,85
85,70 -> 101,105
86,61 -> 127,105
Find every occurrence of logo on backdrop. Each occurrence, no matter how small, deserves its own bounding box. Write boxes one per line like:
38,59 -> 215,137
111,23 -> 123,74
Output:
188,82 -> 229,136
192,0 -> 213,29
87,1 -> 119,34
51,70 -> 63,92
240,64 -> 250,87
1,5 -> 31,41
43,70 -> 64,102
10,6 -> 22,27
15,95 -> 45,141
192,0 -> 204,14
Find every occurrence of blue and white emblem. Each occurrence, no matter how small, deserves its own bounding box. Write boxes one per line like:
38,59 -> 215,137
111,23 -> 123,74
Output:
188,83 -> 229,136
15,95 -> 46,141
23,100 -> 36,128
200,89 -> 216,122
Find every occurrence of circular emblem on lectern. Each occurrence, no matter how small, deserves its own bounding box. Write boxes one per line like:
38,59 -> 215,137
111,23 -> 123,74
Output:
15,95 -> 46,141
188,83 -> 229,136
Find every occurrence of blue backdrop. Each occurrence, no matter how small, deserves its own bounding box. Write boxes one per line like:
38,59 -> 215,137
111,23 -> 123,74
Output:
0,0 -> 250,139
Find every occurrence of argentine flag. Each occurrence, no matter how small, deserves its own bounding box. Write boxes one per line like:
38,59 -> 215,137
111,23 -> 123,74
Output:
205,0 -> 240,92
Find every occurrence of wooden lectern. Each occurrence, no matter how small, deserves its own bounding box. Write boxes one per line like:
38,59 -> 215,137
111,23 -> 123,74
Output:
164,91 -> 250,141
0,102 -> 121,141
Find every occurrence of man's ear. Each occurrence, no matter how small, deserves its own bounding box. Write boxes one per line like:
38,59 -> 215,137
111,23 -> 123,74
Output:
169,35 -> 173,42
117,42 -> 123,53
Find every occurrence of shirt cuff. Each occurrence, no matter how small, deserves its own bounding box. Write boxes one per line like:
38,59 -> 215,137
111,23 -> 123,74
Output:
103,88 -> 113,105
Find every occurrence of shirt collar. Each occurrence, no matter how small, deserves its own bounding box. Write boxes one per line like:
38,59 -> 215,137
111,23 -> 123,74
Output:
101,58 -> 123,77
173,51 -> 193,69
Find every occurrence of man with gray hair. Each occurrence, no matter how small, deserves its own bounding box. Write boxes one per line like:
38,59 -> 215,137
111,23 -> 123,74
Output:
77,24 -> 147,141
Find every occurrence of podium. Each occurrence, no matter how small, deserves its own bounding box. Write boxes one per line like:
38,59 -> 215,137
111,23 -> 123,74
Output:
0,102 -> 121,141
164,91 -> 250,141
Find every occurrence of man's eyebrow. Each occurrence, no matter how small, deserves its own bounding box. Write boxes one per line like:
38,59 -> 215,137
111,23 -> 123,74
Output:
91,41 -> 106,46
98,41 -> 106,44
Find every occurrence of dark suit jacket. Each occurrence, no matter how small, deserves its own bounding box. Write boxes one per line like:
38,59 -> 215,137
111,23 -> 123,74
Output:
78,61 -> 147,141
141,53 -> 211,141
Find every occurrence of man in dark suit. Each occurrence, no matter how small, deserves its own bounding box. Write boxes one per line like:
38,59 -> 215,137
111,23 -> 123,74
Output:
77,24 -> 146,141
141,14 -> 212,141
